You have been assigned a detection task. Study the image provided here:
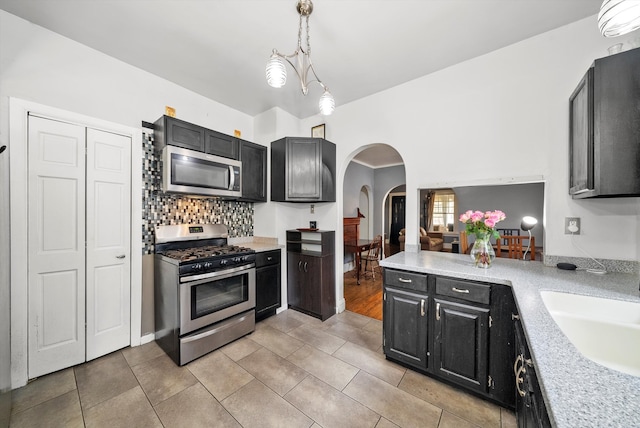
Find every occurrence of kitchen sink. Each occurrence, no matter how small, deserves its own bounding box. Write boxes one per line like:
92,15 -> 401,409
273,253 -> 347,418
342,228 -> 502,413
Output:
540,290 -> 640,377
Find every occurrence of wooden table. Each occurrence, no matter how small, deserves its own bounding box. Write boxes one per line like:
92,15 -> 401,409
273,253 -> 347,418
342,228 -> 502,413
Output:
344,239 -> 374,285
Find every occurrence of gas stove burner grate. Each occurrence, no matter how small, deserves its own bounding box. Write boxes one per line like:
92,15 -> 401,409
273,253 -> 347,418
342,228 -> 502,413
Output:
160,245 -> 254,262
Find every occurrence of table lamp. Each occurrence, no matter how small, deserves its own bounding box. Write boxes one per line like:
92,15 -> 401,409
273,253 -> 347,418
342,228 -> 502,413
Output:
520,216 -> 538,260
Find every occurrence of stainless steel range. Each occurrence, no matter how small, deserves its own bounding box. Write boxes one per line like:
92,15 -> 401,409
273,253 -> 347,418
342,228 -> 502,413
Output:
154,224 -> 256,365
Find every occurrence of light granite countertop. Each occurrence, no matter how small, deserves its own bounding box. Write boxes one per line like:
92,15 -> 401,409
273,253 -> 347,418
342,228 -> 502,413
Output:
380,251 -> 640,428
228,236 -> 283,253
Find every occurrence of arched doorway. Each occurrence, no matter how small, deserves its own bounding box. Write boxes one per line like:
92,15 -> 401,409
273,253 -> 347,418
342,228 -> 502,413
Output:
341,144 -> 405,320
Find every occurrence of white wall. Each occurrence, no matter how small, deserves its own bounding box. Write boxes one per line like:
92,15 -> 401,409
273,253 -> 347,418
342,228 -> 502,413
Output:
0,10 -> 257,390
306,15 -> 640,264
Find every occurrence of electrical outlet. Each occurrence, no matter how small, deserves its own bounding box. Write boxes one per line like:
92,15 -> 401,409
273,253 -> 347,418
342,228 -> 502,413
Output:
565,217 -> 581,234
310,204 -> 315,214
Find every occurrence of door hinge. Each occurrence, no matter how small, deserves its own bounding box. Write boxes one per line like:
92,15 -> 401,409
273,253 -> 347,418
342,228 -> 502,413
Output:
488,375 -> 494,389
489,315 -> 493,328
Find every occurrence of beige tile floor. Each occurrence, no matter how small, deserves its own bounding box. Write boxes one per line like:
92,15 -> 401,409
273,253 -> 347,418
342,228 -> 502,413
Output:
9,310 -> 517,428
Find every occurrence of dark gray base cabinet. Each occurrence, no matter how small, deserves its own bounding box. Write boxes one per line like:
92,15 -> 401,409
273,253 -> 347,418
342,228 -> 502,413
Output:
383,287 -> 429,369
255,250 -> 281,321
515,318 -> 551,428
433,298 -> 489,393
383,269 -> 515,409
286,231 -> 335,321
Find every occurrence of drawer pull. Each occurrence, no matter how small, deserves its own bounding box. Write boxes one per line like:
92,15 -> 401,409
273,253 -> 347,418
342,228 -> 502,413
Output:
452,287 -> 470,294
267,256 -> 273,261
420,299 -> 425,317
398,278 -> 412,283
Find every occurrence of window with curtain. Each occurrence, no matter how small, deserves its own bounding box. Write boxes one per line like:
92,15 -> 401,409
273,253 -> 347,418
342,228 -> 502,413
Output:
432,192 -> 456,231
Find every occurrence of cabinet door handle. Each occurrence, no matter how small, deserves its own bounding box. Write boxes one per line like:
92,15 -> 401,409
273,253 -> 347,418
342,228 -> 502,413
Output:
116,254 -> 126,259
304,262 -> 308,272
398,278 -> 412,283
514,354 -> 523,377
435,302 -> 440,320
298,260 -> 303,271
420,299 -> 425,317
452,287 -> 469,294
267,256 -> 273,261
516,365 -> 527,397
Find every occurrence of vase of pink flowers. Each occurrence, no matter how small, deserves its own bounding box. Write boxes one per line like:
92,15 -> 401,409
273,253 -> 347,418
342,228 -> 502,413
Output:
459,210 -> 506,268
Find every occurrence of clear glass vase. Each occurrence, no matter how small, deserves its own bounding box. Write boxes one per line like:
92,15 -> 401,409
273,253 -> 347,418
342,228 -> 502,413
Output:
470,232 -> 495,268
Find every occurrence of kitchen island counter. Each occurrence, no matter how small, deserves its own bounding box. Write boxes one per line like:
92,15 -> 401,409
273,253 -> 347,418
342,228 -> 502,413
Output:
380,251 -> 640,428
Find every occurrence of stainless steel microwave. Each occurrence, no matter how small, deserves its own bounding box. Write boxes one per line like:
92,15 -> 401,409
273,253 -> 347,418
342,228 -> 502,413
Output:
162,145 -> 242,198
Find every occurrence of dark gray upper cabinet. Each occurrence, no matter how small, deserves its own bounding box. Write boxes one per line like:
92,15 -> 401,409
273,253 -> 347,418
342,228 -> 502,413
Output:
205,129 -> 238,159
154,115 -> 205,152
271,137 -> 336,202
238,139 -> 267,202
153,115 -> 268,202
569,47 -> 640,198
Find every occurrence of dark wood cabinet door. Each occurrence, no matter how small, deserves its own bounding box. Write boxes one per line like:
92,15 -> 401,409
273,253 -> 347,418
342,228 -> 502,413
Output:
302,256 -> 322,315
239,140 -> 267,202
433,298 -> 489,392
256,262 -> 280,321
383,287 -> 428,370
165,117 -> 205,151
287,252 -> 303,310
515,319 -> 551,428
205,130 -> 238,159
286,138 -> 321,200
569,67 -> 594,195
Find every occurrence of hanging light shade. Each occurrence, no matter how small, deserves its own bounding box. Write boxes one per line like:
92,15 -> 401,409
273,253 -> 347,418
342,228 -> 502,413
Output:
598,0 -> 640,37
318,89 -> 335,116
265,0 -> 336,115
266,52 -> 287,88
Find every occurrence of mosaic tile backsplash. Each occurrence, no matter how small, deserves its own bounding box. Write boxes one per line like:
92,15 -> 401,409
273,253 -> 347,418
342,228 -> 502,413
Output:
142,131 -> 253,254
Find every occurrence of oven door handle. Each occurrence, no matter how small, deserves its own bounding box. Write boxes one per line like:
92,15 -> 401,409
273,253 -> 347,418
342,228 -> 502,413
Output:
180,263 -> 256,284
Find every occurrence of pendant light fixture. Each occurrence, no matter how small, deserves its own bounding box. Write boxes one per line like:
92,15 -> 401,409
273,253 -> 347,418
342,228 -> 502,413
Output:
598,0 -> 640,37
266,0 -> 335,116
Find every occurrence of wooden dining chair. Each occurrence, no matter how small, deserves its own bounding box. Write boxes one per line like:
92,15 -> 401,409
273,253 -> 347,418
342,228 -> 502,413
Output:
496,235 -> 536,260
459,231 -> 470,254
362,235 -> 382,280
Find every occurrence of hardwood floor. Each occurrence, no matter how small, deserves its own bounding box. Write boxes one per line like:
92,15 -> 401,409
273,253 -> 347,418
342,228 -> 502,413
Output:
343,268 -> 383,321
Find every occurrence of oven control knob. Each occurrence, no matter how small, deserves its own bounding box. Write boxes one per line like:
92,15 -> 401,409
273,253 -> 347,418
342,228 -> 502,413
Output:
192,263 -> 202,271
233,257 -> 240,263
203,262 -> 213,269
220,259 -> 228,265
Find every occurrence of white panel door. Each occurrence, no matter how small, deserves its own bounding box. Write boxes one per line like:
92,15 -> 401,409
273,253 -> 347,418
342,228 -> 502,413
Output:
28,116 -> 86,378
86,128 -> 131,361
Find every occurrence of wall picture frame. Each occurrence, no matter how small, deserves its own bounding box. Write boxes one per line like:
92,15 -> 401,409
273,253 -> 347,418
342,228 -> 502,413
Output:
311,124 -> 325,139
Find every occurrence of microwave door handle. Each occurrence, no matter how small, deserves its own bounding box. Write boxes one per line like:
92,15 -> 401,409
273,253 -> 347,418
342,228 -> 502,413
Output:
228,165 -> 235,190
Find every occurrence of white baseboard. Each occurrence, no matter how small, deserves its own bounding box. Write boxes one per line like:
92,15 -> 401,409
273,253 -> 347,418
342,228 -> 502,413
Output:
139,333 -> 156,345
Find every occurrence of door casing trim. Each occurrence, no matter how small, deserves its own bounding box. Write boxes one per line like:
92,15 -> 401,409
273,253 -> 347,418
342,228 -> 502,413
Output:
9,98 -> 142,388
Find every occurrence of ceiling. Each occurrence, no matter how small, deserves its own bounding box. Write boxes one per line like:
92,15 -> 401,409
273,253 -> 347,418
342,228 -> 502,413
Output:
1,1 -> 603,169
0,0 -> 603,121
